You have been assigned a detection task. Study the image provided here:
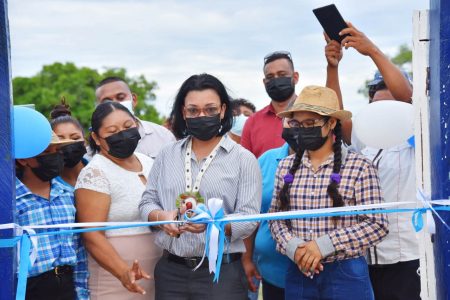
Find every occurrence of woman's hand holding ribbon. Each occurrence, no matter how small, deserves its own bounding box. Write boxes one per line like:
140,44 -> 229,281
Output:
158,210 -> 181,237
179,223 -> 206,234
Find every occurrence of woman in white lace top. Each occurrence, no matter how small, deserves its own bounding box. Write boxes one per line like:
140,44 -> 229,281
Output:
75,101 -> 162,300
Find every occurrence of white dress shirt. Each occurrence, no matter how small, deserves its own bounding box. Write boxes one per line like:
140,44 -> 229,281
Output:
350,132 -> 420,264
136,118 -> 176,159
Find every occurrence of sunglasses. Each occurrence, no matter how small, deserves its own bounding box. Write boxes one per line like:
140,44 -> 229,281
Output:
264,51 -> 293,65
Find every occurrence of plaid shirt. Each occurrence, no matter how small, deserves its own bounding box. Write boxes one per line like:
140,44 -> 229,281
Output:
269,150 -> 388,263
16,178 -> 89,300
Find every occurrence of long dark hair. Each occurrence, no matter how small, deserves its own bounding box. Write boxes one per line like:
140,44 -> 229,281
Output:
88,101 -> 135,155
50,97 -> 84,136
278,120 -> 344,210
170,73 -> 233,139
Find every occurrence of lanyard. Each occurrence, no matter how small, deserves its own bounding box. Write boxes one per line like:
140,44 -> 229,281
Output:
185,137 -> 224,192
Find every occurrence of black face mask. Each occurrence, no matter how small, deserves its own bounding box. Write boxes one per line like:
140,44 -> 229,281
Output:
31,152 -> 65,182
186,114 -> 221,141
60,141 -> 87,168
265,77 -> 295,102
104,127 -> 141,159
282,127 -> 301,153
297,123 -> 330,151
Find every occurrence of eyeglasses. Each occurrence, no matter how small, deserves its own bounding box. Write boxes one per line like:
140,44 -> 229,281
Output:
287,117 -> 329,128
184,106 -> 221,118
264,51 -> 293,65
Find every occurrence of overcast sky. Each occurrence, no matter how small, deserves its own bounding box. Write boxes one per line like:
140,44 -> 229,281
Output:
9,0 -> 428,117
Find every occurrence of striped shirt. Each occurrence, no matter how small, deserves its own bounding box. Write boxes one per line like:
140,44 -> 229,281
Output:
139,134 -> 262,257
269,150 -> 388,263
16,178 -> 89,299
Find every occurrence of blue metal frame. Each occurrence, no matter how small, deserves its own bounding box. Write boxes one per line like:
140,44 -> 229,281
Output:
429,0 -> 450,299
0,0 -> 15,299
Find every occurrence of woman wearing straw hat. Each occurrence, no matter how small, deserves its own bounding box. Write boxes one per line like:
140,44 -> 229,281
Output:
269,85 -> 388,299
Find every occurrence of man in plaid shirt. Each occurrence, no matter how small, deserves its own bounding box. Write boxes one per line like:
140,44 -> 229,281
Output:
15,132 -> 88,300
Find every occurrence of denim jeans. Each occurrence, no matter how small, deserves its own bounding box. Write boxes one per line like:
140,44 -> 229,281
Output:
285,256 -> 374,300
262,279 -> 285,299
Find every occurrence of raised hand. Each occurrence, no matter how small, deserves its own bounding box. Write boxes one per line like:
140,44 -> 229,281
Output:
340,22 -> 378,56
324,32 -> 343,68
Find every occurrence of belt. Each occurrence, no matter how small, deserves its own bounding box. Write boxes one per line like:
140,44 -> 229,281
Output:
53,265 -> 73,275
30,265 -> 73,279
369,259 -> 420,269
164,250 -> 242,268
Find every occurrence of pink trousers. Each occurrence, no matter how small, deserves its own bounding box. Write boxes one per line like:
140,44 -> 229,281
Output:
88,233 -> 162,300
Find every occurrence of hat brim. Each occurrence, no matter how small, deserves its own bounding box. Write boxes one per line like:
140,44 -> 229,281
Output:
278,103 -> 352,121
367,78 -> 382,87
50,139 -> 78,147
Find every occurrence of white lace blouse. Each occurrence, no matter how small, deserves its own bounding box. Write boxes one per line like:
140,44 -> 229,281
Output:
75,152 -> 153,237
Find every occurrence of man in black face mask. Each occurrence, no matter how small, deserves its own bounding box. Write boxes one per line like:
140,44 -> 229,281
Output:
15,131 -> 89,300
241,51 -> 299,158
16,131 -> 74,183
242,112 -> 299,299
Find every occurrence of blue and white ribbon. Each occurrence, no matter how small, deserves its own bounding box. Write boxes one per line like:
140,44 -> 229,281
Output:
2,195 -> 450,300
184,198 -> 227,281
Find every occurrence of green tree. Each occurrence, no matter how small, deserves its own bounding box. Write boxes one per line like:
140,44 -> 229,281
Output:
358,44 -> 412,97
391,44 -> 412,67
13,62 -> 161,129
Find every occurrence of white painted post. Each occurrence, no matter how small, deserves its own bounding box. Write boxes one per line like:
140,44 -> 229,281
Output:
412,9 -> 435,300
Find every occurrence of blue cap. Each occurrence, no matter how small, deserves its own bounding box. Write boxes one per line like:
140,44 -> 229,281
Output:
367,69 -> 412,87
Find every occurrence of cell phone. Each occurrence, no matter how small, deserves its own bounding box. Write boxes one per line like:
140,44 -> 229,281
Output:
313,4 -> 349,43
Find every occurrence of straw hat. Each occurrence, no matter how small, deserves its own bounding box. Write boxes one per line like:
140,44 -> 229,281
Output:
49,131 -> 77,146
278,85 -> 352,121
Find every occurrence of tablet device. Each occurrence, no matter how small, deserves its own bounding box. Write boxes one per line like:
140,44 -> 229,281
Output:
313,4 -> 349,43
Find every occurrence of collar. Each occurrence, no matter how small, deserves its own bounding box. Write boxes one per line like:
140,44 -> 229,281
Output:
15,178 -> 32,199
263,103 -> 277,115
301,145 -> 348,170
15,177 -> 69,200
275,143 -> 290,162
265,99 -> 296,116
136,118 -> 154,137
181,135 -> 234,154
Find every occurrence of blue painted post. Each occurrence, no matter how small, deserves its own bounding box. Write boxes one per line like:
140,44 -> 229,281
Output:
0,0 -> 15,299
429,0 -> 450,299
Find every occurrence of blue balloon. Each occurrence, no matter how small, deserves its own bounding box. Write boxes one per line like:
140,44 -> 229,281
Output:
14,106 -> 52,159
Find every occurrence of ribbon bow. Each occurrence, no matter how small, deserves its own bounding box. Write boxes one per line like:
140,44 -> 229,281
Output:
412,207 -> 427,232
416,189 -> 438,234
184,198 -> 227,281
0,224 -> 38,300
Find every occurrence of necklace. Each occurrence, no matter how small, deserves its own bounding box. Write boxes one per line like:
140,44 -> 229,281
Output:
184,136 -> 224,193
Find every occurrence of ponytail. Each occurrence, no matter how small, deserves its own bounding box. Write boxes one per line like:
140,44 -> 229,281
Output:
327,121 -> 344,207
279,148 -> 304,211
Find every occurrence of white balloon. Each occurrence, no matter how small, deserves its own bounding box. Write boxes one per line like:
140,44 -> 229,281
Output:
353,100 -> 414,149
